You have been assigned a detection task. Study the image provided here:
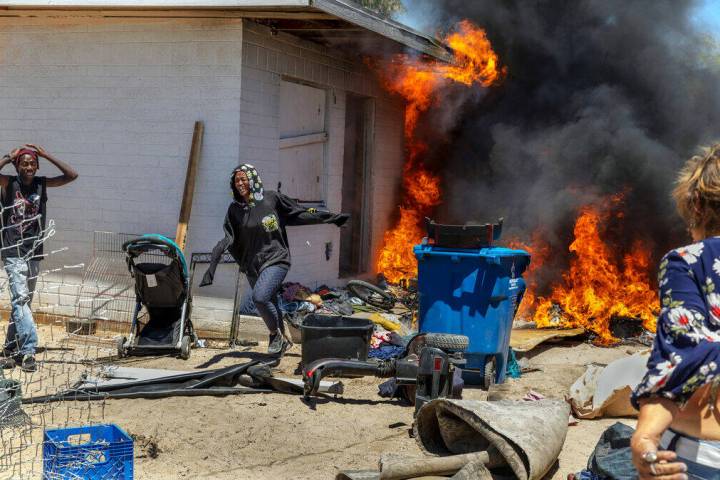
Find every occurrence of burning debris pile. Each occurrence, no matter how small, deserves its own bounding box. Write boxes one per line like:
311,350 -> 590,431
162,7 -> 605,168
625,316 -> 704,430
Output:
369,0 -> 720,342
514,195 -> 657,345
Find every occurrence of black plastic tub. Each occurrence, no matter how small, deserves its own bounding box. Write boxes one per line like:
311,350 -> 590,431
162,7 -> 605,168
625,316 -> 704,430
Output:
424,217 -> 503,249
300,314 -> 374,366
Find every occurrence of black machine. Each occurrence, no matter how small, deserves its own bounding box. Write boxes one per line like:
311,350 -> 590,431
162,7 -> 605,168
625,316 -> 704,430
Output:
117,234 -> 196,360
302,333 -> 468,414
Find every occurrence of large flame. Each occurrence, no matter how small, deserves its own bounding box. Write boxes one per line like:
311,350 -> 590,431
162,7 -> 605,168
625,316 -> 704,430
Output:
373,20 -> 506,283
527,196 -> 658,345
507,232 -> 551,321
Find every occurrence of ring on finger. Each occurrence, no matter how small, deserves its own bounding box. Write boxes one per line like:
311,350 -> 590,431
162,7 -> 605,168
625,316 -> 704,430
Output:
642,451 -> 659,463
650,463 -> 658,476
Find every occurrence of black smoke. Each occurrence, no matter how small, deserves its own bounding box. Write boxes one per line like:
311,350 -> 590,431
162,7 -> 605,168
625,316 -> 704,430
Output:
411,0 -> 720,282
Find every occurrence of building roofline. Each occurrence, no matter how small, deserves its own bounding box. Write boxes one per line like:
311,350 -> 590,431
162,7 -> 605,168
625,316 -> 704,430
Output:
0,0 -> 453,61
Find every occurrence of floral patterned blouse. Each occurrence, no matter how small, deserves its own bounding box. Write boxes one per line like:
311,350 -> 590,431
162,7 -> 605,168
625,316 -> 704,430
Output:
632,238 -> 720,408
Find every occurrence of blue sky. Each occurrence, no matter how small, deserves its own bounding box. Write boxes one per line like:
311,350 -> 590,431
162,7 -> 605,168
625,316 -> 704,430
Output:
693,0 -> 720,32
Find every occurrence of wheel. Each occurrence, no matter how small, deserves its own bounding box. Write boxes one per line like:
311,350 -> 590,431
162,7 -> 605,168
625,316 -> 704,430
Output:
483,356 -> 496,390
180,335 -> 191,360
422,333 -> 469,353
116,337 -> 126,358
346,280 -> 396,310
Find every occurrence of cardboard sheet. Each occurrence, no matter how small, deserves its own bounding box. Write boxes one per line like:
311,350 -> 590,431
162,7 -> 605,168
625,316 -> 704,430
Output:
510,327 -> 586,352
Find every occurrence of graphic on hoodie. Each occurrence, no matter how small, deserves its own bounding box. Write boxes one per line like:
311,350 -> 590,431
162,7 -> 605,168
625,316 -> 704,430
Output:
261,214 -> 279,233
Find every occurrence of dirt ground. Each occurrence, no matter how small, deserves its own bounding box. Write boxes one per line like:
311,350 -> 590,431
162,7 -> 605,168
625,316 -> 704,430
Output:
1,325 -> 644,479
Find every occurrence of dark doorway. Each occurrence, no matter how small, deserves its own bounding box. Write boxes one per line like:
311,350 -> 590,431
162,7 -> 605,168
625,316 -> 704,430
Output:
340,94 -> 373,277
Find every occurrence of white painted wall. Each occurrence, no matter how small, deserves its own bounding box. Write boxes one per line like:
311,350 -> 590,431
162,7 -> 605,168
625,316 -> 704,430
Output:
0,15 -> 405,334
238,20 -> 405,290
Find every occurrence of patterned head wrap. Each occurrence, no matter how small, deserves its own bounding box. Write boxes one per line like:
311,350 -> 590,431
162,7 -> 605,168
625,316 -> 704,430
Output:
230,164 -> 264,209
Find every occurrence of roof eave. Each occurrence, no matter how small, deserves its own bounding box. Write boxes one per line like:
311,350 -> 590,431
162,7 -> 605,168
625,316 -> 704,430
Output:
310,0 -> 452,62
0,0 -> 453,62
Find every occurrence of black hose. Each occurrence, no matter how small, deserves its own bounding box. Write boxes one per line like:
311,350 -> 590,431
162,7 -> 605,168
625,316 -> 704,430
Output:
303,359 -> 385,396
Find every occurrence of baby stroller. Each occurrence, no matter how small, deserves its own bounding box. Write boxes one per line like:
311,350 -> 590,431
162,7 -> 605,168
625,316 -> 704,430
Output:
117,234 -> 196,360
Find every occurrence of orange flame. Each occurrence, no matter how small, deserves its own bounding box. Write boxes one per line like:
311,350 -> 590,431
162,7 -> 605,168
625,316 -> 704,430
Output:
529,196 -> 658,345
507,233 -> 551,321
374,20 -> 506,283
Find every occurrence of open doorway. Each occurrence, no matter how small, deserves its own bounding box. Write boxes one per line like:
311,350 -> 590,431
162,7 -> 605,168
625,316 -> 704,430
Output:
339,94 -> 373,277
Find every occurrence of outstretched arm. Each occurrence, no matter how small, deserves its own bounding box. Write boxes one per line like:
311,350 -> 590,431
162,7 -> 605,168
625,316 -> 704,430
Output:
26,144 -> 78,187
275,192 -> 349,227
200,211 -> 237,287
199,235 -> 232,287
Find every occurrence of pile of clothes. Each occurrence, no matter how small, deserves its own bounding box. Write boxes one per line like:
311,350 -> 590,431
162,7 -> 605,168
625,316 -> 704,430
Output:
239,280 -> 411,332
368,330 -> 406,360
237,282 -> 358,318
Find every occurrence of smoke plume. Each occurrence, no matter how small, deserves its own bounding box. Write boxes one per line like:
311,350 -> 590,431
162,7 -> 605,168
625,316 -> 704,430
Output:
412,0 -> 720,278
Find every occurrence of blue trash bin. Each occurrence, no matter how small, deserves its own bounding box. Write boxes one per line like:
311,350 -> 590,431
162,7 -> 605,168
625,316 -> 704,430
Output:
414,244 -> 530,386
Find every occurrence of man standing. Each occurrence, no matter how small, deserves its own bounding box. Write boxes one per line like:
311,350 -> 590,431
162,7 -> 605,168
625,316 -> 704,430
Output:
0,144 -> 78,371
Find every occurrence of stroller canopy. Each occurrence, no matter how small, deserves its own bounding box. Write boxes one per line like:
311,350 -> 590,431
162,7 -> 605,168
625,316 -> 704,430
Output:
122,234 -> 188,279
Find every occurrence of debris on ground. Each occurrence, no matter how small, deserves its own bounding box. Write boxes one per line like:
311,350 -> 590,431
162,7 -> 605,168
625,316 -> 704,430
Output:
567,352 -> 648,419
337,398 -> 571,480
131,432 -> 162,459
26,361 -> 344,403
571,422 -> 637,480
509,325 -> 586,352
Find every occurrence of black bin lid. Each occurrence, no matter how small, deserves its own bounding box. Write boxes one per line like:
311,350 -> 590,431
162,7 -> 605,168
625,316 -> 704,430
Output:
424,217 -> 504,249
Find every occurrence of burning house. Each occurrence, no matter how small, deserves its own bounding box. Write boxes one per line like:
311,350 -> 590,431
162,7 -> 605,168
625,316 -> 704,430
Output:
0,0 -> 460,333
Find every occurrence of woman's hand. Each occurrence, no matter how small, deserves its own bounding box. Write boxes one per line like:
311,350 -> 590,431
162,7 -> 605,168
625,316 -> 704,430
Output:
631,433 -> 687,480
24,143 -> 47,157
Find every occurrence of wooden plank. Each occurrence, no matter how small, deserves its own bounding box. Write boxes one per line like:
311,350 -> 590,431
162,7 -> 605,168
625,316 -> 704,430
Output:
175,121 -> 204,252
279,131 -> 327,149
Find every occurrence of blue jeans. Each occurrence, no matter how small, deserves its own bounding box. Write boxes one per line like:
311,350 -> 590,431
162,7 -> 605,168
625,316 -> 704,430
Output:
3,257 -> 40,356
684,458 -> 720,480
663,429 -> 720,480
246,265 -> 288,335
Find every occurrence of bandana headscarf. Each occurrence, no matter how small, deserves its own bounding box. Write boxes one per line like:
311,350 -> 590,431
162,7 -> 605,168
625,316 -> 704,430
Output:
230,164 -> 264,209
13,148 -> 38,165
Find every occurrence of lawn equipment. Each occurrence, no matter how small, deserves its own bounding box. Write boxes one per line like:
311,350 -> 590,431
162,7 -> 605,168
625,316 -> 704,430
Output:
302,333 -> 468,414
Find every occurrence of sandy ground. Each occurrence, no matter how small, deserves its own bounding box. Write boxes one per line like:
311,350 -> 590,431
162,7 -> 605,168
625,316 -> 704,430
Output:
1,325 -> 644,479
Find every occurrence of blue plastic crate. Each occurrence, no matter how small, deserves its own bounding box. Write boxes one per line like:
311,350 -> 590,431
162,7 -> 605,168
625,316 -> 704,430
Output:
43,424 -> 133,480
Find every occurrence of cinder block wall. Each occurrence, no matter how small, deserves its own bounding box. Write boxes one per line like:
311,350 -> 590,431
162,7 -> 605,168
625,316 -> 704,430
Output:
234,21 -> 405,289
0,15 -> 405,335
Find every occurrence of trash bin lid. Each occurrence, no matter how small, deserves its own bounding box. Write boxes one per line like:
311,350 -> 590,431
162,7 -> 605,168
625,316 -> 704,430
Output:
414,244 -> 530,259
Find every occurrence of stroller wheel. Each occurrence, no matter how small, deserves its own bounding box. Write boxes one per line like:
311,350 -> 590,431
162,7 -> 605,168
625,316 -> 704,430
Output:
180,335 -> 191,360
116,337 -> 126,358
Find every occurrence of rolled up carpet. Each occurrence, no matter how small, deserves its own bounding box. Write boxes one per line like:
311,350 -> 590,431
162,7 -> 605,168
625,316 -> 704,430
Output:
413,399 -> 570,480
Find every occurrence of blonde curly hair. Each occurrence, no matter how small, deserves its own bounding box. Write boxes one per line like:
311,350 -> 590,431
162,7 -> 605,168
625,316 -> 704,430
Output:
673,143 -> 720,235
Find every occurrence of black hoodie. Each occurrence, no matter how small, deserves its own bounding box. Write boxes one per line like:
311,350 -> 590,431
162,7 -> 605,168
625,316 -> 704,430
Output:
200,165 -> 348,285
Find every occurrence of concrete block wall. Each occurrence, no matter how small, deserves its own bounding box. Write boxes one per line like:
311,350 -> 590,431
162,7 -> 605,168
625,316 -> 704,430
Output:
0,15 -> 406,333
239,20 -> 405,287
0,16 -> 246,325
